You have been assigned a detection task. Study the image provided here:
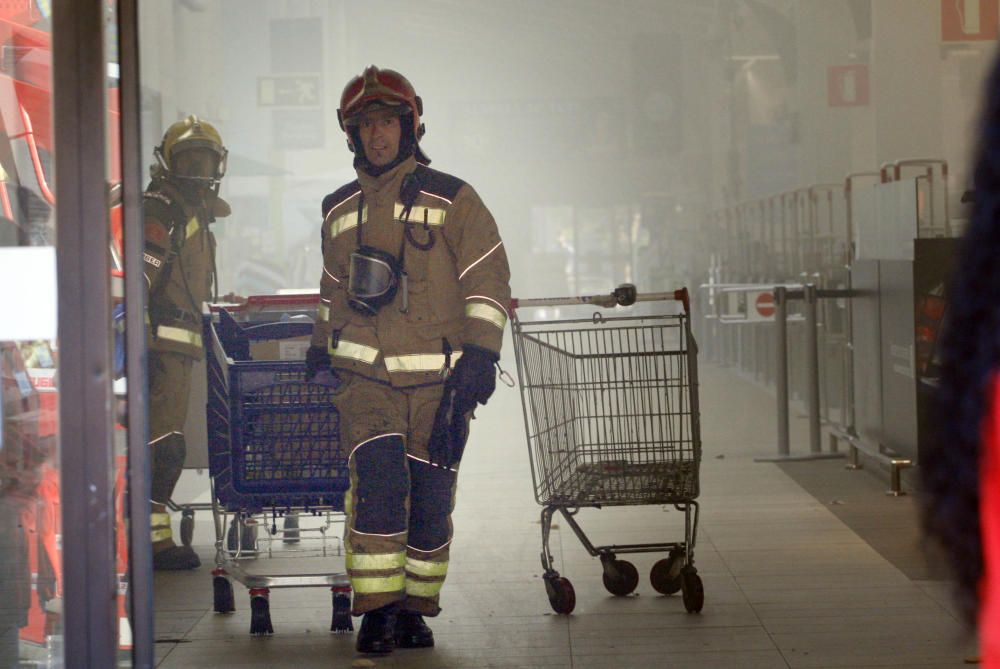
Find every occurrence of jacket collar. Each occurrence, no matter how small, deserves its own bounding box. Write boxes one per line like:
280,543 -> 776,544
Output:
356,155 -> 417,196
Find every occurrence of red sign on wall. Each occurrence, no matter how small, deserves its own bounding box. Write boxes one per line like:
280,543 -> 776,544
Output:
942,0 -> 999,42
755,292 -> 776,319
827,65 -> 870,108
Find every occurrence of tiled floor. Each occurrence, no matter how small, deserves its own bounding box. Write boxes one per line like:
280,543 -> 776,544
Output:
155,363 -> 975,668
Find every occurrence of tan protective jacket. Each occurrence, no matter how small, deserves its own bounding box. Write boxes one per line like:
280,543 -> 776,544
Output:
311,156 -> 511,387
142,180 -> 222,360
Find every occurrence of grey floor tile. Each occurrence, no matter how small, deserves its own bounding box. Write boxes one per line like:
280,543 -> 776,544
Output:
152,364 -> 969,669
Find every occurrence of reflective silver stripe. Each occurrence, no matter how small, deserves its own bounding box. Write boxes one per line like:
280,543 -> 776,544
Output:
156,325 -> 202,348
347,552 -> 406,571
384,351 -> 462,374
329,205 -> 367,239
405,557 -> 448,577
465,302 -> 507,329
419,190 -> 452,204
149,430 -> 182,445
330,339 -> 379,364
393,202 -> 446,226
459,241 -> 503,280
185,216 -> 199,239
323,266 -> 341,283
353,573 -> 405,594
318,303 -> 330,321
405,579 -> 444,598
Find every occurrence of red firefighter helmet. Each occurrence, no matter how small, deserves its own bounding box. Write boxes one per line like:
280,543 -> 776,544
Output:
338,66 -> 424,146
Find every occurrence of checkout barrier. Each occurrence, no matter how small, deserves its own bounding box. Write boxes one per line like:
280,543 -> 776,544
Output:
698,157 -> 952,494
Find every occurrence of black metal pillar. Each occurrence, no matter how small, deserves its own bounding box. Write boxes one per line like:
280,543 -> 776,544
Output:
118,0 -> 154,665
53,1 -> 117,667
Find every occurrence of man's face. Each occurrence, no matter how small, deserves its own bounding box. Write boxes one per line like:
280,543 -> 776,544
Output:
357,107 -> 402,167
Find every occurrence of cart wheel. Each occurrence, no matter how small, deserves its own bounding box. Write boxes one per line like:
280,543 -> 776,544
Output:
602,559 -> 639,597
681,569 -> 704,613
330,587 -> 353,634
249,589 -> 274,636
212,570 -> 235,614
650,552 -> 684,595
282,513 -> 300,545
179,509 -> 195,548
226,517 -> 258,555
544,575 -> 576,615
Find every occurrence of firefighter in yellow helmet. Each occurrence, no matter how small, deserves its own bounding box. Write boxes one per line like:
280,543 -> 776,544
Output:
307,66 -> 511,654
143,115 -> 230,570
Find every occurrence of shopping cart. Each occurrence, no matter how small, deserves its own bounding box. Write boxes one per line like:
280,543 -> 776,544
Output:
511,284 -> 704,614
203,301 -> 353,636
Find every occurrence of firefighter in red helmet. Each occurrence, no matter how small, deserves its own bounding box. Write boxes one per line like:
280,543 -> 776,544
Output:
308,66 -> 511,654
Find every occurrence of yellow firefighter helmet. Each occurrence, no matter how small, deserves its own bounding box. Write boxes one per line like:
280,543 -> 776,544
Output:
154,114 -> 228,184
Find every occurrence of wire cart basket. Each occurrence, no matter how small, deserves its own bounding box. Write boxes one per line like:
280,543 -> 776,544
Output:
511,285 -> 703,614
203,302 -> 353,636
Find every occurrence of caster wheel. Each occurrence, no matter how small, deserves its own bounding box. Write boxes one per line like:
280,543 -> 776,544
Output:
330,587 -> 353,633
249,590 -> 274,635
544,575 -> 576,614
212,571 -> 235,613
602,559 -> 639,596
226,516 -> 258,555
179,509 -> 195,548
681,568 -> 704,613
650,551 -> 684,595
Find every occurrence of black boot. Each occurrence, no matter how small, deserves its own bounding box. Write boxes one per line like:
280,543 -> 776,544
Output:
356,604 -> 397,654
395,611 -> 434,648
152,544 -> 200,570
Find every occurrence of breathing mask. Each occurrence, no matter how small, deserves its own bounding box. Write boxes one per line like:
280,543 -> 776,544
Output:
347,245 -> 401,315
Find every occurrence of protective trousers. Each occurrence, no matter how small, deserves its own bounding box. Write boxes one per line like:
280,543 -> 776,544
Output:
338,373 -> 463,617
147,350 -> 193,549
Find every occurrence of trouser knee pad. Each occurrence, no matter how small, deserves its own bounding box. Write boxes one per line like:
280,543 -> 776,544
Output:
150,432 -> 186,504
407,459 -> 455,551
352,434 -> 408,535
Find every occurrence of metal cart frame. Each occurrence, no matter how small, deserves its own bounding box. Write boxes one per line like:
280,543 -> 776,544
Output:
202,302 -> 353,636
511,286 -> 704,614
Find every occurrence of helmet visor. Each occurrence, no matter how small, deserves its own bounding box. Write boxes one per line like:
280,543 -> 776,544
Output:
343,101 -> 407,127
172,146 -> 220,179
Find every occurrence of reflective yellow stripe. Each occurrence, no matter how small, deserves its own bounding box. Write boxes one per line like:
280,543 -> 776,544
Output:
344,490 -> 352,516
156,325 -> 203,348
347,552 -> 406,571
384,352 -> 463,374
150,512 -> 171,527
405,579 -> 444,598
393,203 -> 446,226
466,302 -> 508,329
405,557 -> 449,578
318,303 -> 330,321
329,206 -> 367,239
331,339 -> 379,364
352,573 -> 405,594
151,528 -> 172,543
185,216 -> 199,239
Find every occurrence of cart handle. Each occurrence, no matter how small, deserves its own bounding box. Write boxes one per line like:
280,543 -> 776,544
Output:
511,285 -> 690,315
208,293 -> 321,313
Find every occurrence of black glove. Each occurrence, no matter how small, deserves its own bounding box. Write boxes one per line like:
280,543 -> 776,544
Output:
427,345 -> 499,468
447,344 -> 499,415
305,345 -> 332,381
427,386 -> 469,469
